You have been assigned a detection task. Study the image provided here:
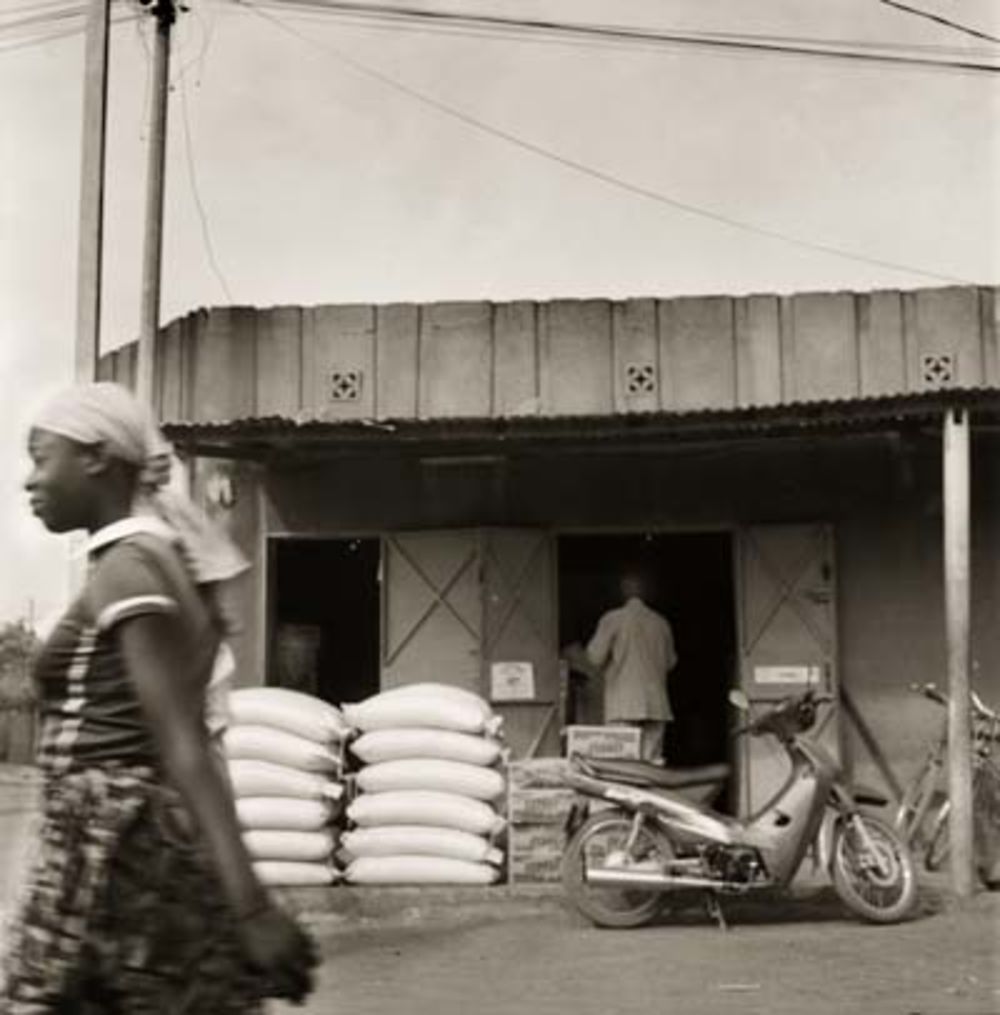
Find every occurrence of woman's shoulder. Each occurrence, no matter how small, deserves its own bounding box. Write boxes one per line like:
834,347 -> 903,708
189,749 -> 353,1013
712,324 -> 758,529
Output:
86,527 -> 204,628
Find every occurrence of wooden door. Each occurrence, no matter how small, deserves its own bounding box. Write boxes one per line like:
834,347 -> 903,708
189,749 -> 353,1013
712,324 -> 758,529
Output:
735,524 -> 839,814
380,530 -> 482,693
480,529 -> 561,759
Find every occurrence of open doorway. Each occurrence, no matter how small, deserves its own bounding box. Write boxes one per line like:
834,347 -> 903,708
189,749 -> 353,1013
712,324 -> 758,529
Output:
558,531 -> 736,770
269,537 -> 381,706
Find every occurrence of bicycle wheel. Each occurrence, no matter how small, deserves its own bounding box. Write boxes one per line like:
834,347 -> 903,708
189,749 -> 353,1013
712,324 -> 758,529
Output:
562,810 -> 672,928
973,762 -> 1000,888
924,767 -> 1000,885
924,798 -> 950,871
893,769 -> 940,848
831,814 -> 918,924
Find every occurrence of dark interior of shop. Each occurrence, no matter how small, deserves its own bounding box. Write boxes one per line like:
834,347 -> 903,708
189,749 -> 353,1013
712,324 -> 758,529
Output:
270,531 -> 737,784
558,531 -> 737,771
270,538 -> 382,706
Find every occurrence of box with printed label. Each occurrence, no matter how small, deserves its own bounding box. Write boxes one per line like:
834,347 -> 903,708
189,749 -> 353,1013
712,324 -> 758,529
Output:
506,758 -> 570,791
508,851 -> 564,883
563,725 -> 641,760
507,787 -> 577,825
507,823 -> 566,884
508,822 -> 567,855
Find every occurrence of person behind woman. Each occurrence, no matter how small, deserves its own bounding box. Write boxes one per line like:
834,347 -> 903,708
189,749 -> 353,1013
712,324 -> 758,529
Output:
1,382 -> 317,1012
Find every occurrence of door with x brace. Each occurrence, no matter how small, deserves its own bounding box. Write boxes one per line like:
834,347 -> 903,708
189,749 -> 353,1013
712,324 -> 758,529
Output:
735,524 -> 839,815
380,530 -> 482,694
481,528 -> 560,759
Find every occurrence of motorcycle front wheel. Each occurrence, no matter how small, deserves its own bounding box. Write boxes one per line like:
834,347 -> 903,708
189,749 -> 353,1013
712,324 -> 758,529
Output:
561,810 -> 674,928
831,813 -> 918,923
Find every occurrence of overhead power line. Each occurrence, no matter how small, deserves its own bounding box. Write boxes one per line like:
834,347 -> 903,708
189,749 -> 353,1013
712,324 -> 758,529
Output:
0,9 -> 137,51
877,0 -> 1000,46
238,0 -> 1000,74
231,0 -> 975,286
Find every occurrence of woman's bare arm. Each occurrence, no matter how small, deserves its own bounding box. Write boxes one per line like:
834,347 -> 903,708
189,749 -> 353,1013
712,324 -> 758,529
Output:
116,612 -> 265,916
117,611 -> 317,998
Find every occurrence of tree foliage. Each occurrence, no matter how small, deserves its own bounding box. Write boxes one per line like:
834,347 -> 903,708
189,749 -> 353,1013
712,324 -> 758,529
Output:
0,619 -> 39,703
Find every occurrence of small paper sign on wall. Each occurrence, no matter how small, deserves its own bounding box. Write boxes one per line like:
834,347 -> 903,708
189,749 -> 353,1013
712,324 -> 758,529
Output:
754,665 -> 822,686
490,661 -> 535,702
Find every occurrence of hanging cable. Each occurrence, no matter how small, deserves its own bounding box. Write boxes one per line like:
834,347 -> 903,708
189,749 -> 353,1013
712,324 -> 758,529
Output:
229,0 -> 1000,73
877,0 -> 1000,47
0,9 -> 136,50
178,66 -> 235,301
250,0 -> 1000,61
230,0 -> 977,286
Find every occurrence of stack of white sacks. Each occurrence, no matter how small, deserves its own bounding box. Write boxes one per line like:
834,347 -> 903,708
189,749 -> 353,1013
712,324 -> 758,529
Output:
223,687 -> 350,887
340,683 -> 507,885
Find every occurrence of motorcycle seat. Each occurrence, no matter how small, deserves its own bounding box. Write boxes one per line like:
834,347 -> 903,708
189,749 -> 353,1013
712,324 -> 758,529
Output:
579,757 -> 731,790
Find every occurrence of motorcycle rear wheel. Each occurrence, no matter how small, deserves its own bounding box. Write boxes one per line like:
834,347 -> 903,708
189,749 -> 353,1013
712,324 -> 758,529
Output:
562,810 -> 674,929
831,814 -> 918,924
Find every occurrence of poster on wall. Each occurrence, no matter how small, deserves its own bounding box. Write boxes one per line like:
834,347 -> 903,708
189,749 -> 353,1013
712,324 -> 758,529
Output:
490,661 -> 536,702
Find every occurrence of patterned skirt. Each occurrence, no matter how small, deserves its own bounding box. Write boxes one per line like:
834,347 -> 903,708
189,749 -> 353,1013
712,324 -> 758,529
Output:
0,765 -> 270,1014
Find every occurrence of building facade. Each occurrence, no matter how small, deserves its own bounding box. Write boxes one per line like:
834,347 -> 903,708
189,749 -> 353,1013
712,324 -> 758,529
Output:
99,284 -> 1000,812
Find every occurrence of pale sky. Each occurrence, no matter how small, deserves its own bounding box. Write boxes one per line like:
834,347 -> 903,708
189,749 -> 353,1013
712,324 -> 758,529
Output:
1,0 -> 998,626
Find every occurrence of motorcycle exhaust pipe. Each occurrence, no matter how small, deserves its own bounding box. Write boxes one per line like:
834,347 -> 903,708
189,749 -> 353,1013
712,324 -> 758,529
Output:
585,868 -> 720,891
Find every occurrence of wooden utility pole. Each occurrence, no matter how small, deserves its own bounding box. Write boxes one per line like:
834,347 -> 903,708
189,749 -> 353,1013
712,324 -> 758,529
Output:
136,0 -> 176,407
943,408 -> 975,897
75,0 -> 111,382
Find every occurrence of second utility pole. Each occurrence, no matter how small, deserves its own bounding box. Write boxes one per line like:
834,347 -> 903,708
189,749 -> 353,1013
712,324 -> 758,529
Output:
136,0 -> 177,408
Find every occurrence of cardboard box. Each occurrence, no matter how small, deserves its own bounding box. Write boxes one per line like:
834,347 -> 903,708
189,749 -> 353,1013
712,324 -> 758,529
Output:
508,822 -> 567,855
508,851 -> 564,883
507,787 -> 577,825
506,758 -> 570,791
563,725 -> 641,760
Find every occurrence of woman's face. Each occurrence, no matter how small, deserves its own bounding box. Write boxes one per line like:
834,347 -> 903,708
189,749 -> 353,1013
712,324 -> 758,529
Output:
24,428 -> 98,533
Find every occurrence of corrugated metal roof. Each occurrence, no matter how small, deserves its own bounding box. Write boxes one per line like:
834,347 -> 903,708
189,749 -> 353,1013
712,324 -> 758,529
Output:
162,387 -> 1000,457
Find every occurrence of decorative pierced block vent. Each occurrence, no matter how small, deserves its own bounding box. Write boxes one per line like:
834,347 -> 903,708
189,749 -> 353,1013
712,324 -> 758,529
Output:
625,361 -> 657,396
329,369 -> 363,402
921,353 -> 954,387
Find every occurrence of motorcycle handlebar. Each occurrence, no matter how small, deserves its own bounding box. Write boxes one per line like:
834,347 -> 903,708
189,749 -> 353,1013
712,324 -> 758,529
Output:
732,689 -> 833,739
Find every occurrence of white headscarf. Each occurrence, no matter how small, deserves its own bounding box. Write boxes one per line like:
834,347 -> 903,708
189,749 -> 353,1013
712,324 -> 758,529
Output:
32,382 -> 248,585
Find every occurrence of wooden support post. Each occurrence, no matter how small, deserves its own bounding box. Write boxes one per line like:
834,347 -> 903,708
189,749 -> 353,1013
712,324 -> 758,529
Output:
75,0 -> 110,381
943,408 -> 975,897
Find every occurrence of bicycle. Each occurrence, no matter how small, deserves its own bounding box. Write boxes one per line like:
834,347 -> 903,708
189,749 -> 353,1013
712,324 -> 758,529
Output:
893,683 -> 1000,887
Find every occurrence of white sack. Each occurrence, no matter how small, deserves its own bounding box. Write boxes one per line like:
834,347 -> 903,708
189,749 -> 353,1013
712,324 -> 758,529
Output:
350,728 -> 502,767
357,759 -> 505,802
227,759 -> 343,802
236,796 -> 333,832
229,687 -> 349,744
243,829 -> 336,863
347,790 -> 506,836
253,860 -> 339,887
345,855 -> 500,885
379,682 -> 491,712
223,724 -> 339,774
343,691 -> 499,736
341,826 -> 503,866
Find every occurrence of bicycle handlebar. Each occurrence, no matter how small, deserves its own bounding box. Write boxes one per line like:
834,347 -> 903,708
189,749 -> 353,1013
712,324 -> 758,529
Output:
911,682 -> 948,706
910,682 -> 999,721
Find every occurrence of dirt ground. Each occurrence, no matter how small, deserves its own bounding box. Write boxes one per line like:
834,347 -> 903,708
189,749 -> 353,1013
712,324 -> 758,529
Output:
2,768 -> 997,1015
271,885 -> 1000,1015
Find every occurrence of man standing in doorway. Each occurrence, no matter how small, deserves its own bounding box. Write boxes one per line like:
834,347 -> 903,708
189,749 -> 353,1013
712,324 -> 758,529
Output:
573,572 -> 678,764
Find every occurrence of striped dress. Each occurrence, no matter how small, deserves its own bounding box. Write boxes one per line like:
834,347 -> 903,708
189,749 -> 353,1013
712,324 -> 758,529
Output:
0,518 -> 268,1013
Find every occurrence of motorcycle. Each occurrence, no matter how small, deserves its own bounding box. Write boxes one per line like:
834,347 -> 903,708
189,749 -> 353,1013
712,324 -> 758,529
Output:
561,688 -> 918,928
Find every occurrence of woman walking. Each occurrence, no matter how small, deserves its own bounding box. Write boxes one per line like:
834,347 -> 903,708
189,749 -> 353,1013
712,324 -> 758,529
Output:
1,382 -> 317,1012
